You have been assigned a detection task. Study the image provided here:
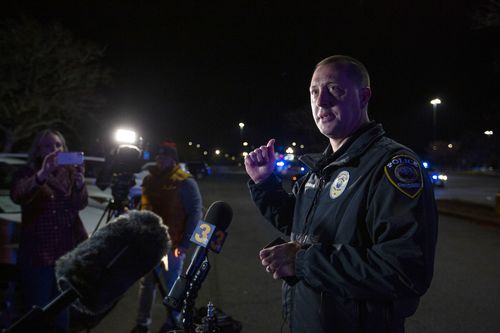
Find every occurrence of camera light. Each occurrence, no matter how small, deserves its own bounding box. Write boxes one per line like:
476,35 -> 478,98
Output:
115,129 -> 137,144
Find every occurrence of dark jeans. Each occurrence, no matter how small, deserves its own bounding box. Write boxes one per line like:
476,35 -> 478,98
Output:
18,265 -> 69,333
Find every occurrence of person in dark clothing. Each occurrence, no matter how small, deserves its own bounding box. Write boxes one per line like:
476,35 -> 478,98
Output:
131,141 -> 202,333
10,129 -> 88,332
244,55 -> 438,333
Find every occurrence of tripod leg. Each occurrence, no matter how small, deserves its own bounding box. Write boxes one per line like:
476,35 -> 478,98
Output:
152,266 -> 181,331
152,267 -> 167,299
91,201 -> 112,236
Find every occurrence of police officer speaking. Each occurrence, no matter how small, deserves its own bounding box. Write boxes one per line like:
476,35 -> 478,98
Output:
245,55 -> 438,333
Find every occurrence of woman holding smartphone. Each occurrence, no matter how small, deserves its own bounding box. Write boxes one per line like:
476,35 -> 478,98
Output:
10,129 -> 88,333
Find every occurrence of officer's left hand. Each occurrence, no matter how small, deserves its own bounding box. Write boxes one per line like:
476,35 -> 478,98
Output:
259,241 -> 301,280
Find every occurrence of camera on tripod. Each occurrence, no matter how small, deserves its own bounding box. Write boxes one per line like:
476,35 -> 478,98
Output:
96,128 -> 146,213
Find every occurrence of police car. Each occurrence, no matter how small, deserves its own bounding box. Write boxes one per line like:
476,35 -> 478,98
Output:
422,161 -> 448,187
275,158 -> 309,183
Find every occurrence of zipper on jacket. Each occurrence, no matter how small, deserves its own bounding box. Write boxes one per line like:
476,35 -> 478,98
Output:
302,175 -> 326,237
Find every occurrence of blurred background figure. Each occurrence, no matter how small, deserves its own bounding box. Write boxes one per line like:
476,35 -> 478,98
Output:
9,129 -> 89,332
131,140 -> 202,333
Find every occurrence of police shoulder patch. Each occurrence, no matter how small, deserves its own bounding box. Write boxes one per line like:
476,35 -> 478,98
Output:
384,154 -> 423,198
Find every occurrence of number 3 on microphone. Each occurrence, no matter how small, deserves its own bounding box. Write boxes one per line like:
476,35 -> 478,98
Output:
190,221 -> 216,247
195,223 -> 211,243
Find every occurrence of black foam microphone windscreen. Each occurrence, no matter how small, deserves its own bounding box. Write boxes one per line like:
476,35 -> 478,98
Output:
55,210 -> 171,315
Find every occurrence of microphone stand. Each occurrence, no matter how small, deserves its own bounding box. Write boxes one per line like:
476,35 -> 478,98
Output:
3,244 -> 132,333
2,288 -> 78,333
165,255 -> 212,333
181,256 -> 211,332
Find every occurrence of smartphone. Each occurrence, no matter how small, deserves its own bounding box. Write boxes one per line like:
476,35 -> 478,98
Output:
57,152 -> 84,165
263,237 -> 287,249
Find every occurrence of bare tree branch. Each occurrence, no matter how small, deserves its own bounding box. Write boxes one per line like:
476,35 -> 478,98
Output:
0,17 -> 112,152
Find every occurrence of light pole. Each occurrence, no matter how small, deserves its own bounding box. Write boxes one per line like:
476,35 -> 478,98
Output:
430,98 -> 441,142
238,122 -> 245,140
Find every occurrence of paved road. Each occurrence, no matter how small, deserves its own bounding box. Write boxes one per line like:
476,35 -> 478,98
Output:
83,172 -> 500,333
434,172 -> 500,207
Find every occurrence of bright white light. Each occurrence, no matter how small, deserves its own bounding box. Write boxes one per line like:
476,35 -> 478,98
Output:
276,161 -> 285,167
242,152 -> 248,157
484,130 -> 494,136
239,122 -> 245,129
292,142 -> 297,146
215,149 -> 221,155
432,175 -> 438,180
422,162 -> 429,169
286,147 -> 294,154
448,144 -> 453,149
300,144 -> 304,149
114,129 -> 137,144
430,98 -> 442,105
196,144 -> 201,148
161,254 -> 169,270
188,141 -> 193,146
243,142 -> 249,146
203,151 -> 208,155
438,175 -> 448,180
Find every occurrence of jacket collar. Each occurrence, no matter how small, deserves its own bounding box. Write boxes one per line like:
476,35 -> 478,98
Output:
299,122 -> 385,173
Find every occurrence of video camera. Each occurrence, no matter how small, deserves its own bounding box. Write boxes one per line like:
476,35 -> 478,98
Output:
96,129 -> 146,212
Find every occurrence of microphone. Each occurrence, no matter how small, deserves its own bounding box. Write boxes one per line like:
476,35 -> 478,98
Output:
164,201 -> 232,310
4,210 -> 170,333
56,210 -> 171,315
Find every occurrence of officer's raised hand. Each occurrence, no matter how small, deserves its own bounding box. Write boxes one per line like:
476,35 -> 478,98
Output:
244,139 -> 276,184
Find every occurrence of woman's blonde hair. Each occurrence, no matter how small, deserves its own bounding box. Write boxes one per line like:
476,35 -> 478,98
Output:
27,129 -> 68,168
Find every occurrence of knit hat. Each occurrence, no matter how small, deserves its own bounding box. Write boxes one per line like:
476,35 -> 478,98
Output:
157,140 -> 179,162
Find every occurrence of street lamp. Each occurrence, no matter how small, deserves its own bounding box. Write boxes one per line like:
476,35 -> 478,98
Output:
238,122 -> 245,140
430,98 -> 441,142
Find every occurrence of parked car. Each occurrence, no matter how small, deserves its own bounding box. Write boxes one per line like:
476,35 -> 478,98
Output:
422,161 -> 448,187
184,161 -> 212,180
427,169 -> 448,187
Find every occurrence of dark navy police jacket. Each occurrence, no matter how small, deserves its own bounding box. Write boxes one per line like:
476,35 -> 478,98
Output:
249,123 -> 438,333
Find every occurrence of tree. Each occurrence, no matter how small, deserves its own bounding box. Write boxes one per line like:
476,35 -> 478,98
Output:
473,0 -> 500,29
0,17 -> 112,152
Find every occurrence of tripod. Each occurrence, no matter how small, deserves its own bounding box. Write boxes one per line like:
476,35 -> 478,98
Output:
91,197 -> 129,236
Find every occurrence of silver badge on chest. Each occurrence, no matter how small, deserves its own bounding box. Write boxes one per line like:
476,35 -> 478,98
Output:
330,170 -> 350,199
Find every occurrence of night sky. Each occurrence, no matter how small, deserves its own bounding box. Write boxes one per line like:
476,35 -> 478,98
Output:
2,0 -> 498,157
